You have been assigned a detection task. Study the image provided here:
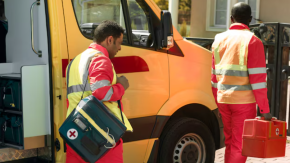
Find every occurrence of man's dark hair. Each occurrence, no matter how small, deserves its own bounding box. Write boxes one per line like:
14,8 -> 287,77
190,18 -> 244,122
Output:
93,20 -> 124,44
231,2 -> 252,24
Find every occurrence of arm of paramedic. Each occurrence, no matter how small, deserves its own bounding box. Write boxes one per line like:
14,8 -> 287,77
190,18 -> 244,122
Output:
247,36 -> 270,114
89,56 -> 125,102
211,53 -> 218,105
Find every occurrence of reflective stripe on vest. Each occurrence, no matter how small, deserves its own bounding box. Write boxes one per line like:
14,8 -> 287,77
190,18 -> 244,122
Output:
248,68 -> 267,75
212,69 -> 249,77
215,64 -> 247,71
218,84 -> 252,91
212,81 -> 266,91
252,82 -> 267,90
211,81 -> 217,88
214,45 -> 221,64
90,80 -> 111,92
67,84 -> 91,95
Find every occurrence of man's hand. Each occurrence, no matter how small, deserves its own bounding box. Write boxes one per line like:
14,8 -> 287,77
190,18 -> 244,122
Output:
117,76 -> 129,90
261,112 -> 273,121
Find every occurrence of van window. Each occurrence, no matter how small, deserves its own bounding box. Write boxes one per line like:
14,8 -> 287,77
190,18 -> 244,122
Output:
127,0 -> 154,48
72,0 -> 128,44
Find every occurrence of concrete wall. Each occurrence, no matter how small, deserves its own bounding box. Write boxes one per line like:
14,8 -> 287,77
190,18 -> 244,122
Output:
260,0 -> 290,23
190,0 -> 220,38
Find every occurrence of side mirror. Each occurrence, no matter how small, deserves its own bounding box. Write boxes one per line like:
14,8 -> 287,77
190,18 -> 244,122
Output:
160,10 -> 174,50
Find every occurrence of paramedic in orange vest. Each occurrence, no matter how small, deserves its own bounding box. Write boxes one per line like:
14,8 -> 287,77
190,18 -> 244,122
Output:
66,20 -> 129,163
211,3 -> 273,163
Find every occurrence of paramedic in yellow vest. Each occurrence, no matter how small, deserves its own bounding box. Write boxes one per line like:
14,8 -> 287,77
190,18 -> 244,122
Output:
211,3 -> 273,163
66,20 -> 131,163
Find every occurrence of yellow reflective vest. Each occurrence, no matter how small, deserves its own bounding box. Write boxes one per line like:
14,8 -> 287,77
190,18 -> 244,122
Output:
66,48 -> 133,132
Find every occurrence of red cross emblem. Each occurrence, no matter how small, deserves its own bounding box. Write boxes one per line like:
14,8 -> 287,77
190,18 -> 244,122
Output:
70,131 -> 76,137
67,129 -> 78,140
276,128 -> 279,136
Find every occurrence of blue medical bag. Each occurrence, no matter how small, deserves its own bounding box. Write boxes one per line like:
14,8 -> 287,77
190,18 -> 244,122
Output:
59,95 -> 126,163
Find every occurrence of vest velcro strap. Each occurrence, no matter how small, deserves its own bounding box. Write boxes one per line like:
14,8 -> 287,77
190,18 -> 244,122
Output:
67,84 -> 91,95
218,84 -> 252,91
248,68 -> 267,75
214,69 -> 249,77
252,82 -> 267,90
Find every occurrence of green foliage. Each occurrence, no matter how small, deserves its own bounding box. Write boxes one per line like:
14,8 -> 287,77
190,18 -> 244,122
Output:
179,0 -> 191,12
128,1 -> 143,18
154,0 -> 168,10
180,20 -> 187,36
131,22 -> 137,30
154,0 -> 191,11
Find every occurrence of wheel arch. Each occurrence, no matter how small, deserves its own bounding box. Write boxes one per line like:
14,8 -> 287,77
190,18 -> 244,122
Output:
147,90 -> 224,162
159,103 -> 222,150
148,103 -> 224,162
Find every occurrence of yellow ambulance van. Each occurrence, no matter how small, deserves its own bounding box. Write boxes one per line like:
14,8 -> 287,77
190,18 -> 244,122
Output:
0,0 -> 223,162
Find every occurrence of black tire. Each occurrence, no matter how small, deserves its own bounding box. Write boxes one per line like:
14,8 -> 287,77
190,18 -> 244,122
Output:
158,118 -> 215,163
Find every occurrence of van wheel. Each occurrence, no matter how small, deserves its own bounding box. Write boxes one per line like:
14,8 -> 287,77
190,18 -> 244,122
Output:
158,118 -> 215,163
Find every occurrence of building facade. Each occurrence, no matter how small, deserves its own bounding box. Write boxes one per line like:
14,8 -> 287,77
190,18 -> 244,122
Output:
154,0 -> 290,39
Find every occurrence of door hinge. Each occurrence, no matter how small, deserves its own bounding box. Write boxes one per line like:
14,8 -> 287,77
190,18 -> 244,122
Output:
57,95 -> 61,100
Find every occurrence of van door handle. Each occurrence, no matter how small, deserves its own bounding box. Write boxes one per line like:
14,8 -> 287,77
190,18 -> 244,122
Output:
30,0 -> 42,57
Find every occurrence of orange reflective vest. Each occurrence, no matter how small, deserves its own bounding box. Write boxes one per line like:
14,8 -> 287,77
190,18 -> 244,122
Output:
212,28 -> 262,104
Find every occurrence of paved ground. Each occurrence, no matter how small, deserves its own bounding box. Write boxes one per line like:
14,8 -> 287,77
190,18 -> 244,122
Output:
215,137 -> 290,163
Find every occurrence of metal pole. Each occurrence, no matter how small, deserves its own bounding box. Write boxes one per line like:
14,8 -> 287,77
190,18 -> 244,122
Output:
168,0 -> 179,29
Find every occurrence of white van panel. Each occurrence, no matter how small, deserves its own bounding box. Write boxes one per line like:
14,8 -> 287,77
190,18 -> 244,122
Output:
5,0 -> 49,73
22,65 -> 50,138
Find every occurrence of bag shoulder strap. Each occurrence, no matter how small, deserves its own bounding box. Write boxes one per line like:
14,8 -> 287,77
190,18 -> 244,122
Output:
117,100 -> 125,124
79,56 -> 125,125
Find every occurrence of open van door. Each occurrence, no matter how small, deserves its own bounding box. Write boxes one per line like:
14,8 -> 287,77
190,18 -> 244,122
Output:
0,0 -> 53,162
62,0 -> 170,162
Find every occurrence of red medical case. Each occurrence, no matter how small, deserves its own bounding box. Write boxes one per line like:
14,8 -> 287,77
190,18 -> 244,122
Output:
242,117 -> 287,158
